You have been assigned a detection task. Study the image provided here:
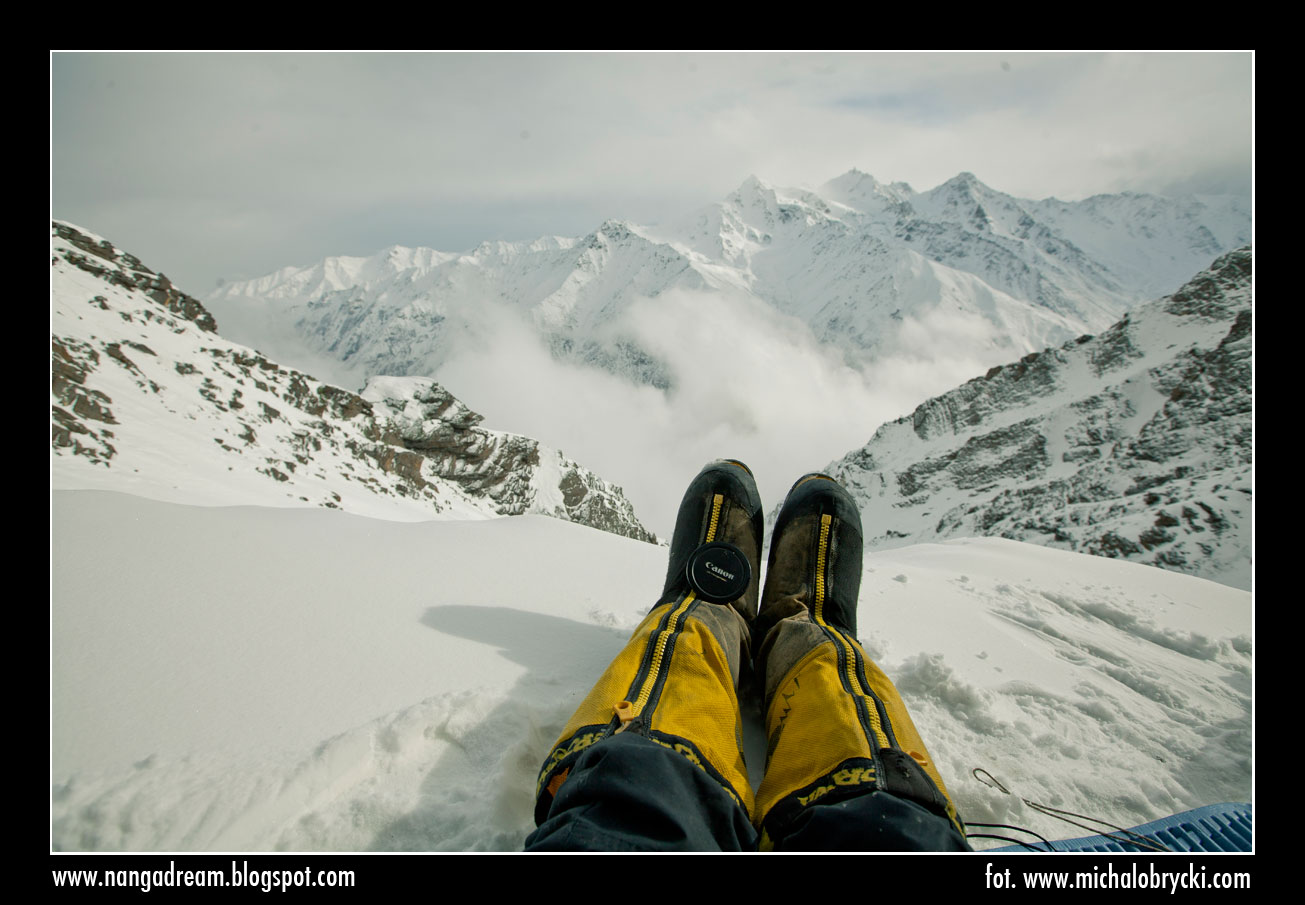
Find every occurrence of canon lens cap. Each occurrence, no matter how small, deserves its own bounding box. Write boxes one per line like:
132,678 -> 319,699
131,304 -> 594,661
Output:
685,542 -> 751,604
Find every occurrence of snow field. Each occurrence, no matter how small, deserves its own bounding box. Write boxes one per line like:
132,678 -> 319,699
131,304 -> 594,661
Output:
856,541 -> 1250,846
51,492 -> 1250,851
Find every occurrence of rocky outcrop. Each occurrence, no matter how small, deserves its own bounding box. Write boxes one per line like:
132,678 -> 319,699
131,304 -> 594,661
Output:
826,248 -> 1252,589
51,337 -> 117,464
53,221 -> 218,333
362,377 -> 656,542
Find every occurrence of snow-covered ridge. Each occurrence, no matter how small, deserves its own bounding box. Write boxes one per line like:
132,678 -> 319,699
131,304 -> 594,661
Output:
206,171 -> 1251,396
824,247 -> 1253,589
51,221 -> 654,541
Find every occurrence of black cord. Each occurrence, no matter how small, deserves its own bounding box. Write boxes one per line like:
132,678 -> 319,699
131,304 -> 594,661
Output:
971,768 -> 1172,853
966,832 -> 1052,852
966,823 -> 1058,852
1021,801 -> 1171,853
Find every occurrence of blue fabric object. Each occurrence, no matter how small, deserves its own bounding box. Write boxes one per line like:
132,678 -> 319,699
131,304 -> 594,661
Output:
989,802 -> 1253,853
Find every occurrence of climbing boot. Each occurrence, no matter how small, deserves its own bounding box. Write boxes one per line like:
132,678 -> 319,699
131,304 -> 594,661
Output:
658,458 -> 763,623
752,472 -> 966,850
532,459 -> 763,829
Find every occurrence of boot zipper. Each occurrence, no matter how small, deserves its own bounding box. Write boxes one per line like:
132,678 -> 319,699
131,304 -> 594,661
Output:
813,513 -> 891,751
705,493 -> 723,543
631,592 -> 696,714
625,493 -> 724,720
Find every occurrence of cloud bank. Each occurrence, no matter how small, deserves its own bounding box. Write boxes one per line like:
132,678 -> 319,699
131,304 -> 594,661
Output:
436,287 -> 1025,536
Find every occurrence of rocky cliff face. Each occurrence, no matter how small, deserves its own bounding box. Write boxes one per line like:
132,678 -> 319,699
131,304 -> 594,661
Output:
51,220 -> 655,542
825,248 -> 1252,589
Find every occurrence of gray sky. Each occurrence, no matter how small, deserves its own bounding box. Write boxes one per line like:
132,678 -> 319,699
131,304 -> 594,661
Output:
51,52 -> 1252,296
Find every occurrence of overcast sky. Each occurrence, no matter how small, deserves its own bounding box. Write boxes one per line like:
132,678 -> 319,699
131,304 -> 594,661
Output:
51,52 -> 1253,296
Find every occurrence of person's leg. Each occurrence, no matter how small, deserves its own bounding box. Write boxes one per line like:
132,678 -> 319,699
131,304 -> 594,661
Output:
526,730 -> 755,851
751,474 -> 970,851
526,460 -> 763,851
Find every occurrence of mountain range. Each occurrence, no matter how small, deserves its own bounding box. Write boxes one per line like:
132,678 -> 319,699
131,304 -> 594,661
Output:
193,171 -> 1250,586
205,170 -> 1249,398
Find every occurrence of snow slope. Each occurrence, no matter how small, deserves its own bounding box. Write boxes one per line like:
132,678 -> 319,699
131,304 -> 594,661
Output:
51,490 -> 1251,852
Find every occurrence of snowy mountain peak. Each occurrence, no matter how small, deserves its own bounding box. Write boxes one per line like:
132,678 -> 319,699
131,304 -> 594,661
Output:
919,171 -> 1002,224
1161,246 -> 1251,321
820,167 -> 875,193
728,174 -> 780,211
719,174 -> 832,240
593,219 -> 643,241
380,244 -> 447,272
832,166 -> 876,182
820,168 -> 914,213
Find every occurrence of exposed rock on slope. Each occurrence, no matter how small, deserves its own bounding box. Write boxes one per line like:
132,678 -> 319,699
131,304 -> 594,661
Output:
826,248 -> 1252,589
51,220 -> 654,542
363,377 -> 656,542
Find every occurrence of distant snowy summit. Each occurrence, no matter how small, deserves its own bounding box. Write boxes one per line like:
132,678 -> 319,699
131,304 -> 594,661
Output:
206,170 -> 1250,394
824,247 -> 1252,590
51,221 -> 655,542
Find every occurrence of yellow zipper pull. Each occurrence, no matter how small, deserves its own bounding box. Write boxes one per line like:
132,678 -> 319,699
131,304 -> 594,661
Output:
613,700 -> 636,733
